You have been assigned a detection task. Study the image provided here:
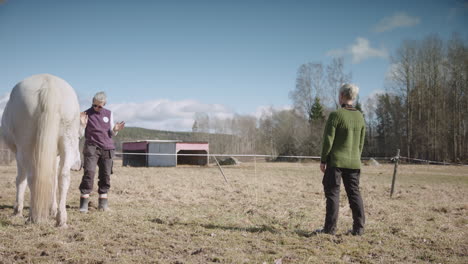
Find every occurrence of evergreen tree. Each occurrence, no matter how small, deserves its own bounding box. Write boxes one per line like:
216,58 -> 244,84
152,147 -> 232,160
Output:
309,97 -> 325,122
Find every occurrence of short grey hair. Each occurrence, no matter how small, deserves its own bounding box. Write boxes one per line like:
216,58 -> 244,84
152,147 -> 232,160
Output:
339,83 -> 359,101
93,91 -> 107,103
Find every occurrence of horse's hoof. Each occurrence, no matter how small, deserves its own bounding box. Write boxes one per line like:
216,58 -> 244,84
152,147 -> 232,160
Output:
12,207 -> 23,217
11,212 -> 23,218
50,209 -> 57,217
56,223 -> 68,229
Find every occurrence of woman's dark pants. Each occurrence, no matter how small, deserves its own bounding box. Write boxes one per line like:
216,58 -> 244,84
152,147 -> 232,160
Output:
79,144 -> 114,195
322,167 -> 365,234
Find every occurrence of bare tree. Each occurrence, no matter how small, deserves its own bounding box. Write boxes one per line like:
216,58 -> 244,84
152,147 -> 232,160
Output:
419,35 -> 444,160
447,33 -> 468,162
271,109 -> 309,157
327,57 -> 352,108
258,108 -> 275,156
193,112 -> 210,133
231,114 -> 257,154
363,94 -> 379,156
211,116 -> 231,134
289,63 -> 326,120
370,33 -> 468,162
389,40 -> 417,158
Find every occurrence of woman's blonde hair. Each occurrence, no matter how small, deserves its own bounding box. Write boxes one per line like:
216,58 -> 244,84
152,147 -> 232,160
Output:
339,83 -> 359,101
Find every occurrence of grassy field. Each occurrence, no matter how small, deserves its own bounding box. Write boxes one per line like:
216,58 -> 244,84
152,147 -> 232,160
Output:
0,161 -> 467,263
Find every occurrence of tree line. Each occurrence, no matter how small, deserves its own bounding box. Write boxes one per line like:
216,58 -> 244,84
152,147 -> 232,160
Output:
1,34 -> 465,164
193,33 -> 467,163
365,33 -> 467,163
191,57 -> 352,159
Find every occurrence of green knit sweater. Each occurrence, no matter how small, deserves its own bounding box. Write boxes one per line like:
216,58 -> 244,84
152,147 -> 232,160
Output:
320,108 -> 366,169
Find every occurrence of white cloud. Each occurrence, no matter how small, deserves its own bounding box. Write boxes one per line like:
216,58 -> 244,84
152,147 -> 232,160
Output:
373,12 -> 420,33
104,99 -> 235,131
0,92 -> 237,132
350,38 -> 388,63
326,37 -> 388,64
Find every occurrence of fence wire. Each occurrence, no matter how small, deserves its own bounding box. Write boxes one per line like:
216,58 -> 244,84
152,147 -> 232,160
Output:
0,149 -> 465,166
115,151 -> 466,165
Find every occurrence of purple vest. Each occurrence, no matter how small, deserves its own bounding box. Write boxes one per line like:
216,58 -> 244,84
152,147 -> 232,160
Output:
85,107 -> 115,150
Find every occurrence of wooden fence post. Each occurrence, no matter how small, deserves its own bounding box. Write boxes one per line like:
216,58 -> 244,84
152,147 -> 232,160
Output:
390,149 -> 400,198
213,156 -> 229,184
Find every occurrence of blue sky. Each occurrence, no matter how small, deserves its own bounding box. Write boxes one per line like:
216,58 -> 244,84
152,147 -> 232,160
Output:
0,0 -> 466,131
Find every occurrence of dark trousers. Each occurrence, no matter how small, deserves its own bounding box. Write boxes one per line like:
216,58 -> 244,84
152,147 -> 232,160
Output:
79,144 -> 114,195
322,167 -> 365,233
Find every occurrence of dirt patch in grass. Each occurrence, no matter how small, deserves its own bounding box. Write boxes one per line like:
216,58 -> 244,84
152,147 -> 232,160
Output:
0,162 -> 467,263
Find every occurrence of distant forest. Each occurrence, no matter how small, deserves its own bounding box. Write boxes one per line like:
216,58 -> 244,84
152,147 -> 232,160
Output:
365,34 -> 468,163
189,33 -> 468,163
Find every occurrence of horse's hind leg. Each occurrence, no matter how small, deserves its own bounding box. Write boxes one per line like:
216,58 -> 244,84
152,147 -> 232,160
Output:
56,157 -> 71,227
13,159 -> 27,217
50,157 -> 60,217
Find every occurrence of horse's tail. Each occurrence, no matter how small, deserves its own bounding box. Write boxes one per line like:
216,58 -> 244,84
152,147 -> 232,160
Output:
30,75 -> 60,223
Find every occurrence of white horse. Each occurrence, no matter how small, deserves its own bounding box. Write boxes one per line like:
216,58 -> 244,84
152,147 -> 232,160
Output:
1,74 -> 83,227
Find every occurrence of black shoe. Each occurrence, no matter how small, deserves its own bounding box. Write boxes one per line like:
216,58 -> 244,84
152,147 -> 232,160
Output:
79,197 -> 89,213
346,228 -> 364,236
98,198 -> 109,211
313,228 -> 336,235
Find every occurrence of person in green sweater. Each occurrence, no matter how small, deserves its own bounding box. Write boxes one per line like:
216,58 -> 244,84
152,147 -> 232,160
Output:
317,83 -> 366,236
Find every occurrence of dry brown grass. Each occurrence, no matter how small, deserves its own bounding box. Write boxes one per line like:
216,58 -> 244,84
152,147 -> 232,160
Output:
0,161 -> 467,263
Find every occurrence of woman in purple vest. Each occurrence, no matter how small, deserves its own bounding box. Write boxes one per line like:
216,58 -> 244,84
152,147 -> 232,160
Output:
79,92 -> 125,212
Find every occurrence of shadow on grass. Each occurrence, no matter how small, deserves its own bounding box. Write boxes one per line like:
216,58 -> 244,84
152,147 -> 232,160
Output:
0,218 -> 13,227
294,229 -> 314,237
0,205 -> 22,227
150,218 -> 278,234
0,205 -> 14,210
201,223 -> 278,234
149,218 -> 350,242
